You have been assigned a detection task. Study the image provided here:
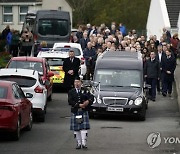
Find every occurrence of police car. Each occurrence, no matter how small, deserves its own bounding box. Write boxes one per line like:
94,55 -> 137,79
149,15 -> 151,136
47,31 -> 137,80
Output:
37,43 -> 86,86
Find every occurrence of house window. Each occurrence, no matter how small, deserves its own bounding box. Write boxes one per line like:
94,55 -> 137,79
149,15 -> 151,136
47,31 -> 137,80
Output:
3,6 -> 13,23
19,6 -> 28,23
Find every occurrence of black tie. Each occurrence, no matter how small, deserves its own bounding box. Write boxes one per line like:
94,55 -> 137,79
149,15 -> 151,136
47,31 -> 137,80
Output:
77,89 -> 80,94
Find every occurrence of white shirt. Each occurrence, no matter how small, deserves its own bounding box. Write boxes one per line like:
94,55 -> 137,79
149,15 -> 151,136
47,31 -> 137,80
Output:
76,88 -> 80,93
158,52 -> 162,62
70,58 -> 74,63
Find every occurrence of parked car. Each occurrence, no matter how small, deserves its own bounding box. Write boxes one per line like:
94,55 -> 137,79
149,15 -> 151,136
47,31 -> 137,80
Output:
6,56 -> 54,101
89,51 -> 150,121
37,43 -> 86,86
0,68 -> 47,122
0,80 -> 33,140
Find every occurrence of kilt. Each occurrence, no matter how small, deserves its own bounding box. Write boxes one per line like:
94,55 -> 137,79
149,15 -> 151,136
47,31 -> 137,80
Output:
70,110 -> 90,131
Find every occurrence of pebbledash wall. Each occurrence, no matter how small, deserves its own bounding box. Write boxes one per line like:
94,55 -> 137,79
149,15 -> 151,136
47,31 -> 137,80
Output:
146,0 -> 171,40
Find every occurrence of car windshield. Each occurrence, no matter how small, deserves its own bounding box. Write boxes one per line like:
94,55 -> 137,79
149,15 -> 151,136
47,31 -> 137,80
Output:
47,58 -> 64,66
0,87 -> 8,99
38,19 -> 68,36
94,69 -> 141,88
0,76 -> 36,88
8,61 -> 43,75
53,47 -> 81,56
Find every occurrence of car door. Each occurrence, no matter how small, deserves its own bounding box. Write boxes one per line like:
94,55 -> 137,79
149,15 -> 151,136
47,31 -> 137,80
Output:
45,60 -> 53,97
16,84 -> 31,125
38,74 -> 47,104
12,84 -> 29,127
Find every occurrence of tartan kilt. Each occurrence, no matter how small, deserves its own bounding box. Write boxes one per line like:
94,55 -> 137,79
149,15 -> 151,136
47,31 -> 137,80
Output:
70,110 -> 90,131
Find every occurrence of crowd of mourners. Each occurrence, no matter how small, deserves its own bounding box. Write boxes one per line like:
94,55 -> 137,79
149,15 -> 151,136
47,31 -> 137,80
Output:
70,22 -> 180,101
0,21 -> 180,101
0,25 -> 33,57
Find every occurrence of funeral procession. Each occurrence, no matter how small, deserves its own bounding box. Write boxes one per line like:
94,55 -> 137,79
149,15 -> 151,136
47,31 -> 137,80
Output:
1,0 -> 180,154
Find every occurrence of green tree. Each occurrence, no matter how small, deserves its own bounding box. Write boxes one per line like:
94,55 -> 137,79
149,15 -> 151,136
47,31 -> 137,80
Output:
67,0 -> 151,31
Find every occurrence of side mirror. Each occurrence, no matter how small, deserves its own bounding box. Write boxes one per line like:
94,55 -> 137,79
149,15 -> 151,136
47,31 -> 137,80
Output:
26,93 -> 33,98
82,80 -> 92,87
48,71 -> 54,77
91,81 -> 99,87
43,80 -> 50,86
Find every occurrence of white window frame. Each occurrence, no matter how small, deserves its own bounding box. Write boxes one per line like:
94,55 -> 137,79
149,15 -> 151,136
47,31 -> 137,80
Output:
3,6 -> 13,24
19,5 -> 28,24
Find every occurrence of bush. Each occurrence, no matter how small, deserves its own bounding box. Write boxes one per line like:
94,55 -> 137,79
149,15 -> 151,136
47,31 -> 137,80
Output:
0,51 -> 11,68
0,40 -> 6,52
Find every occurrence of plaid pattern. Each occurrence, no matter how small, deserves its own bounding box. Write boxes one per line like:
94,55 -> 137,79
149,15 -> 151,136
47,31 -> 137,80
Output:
70,110 -> 90,131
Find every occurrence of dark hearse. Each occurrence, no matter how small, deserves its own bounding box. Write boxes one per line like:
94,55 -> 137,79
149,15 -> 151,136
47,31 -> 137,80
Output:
89,51 -> 149,120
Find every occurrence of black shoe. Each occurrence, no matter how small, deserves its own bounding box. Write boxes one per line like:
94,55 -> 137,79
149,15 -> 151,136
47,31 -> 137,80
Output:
76,145 -> 81,149
162,93 -> 167,97
151,98 -> 155,102
82,145 -> 88,149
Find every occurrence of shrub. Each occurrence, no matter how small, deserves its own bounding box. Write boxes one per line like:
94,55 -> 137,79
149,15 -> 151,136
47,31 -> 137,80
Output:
0,51 -> 11,68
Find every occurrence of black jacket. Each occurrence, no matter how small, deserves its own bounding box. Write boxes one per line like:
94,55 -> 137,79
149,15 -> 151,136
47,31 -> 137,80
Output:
161,55 -> 176,79
83,47 -> 96,66
144,58 -> 160,79
63,57 -> 80,88
155,52 -> 166,68
79,38 -> 90,50
68,87 -> 94,113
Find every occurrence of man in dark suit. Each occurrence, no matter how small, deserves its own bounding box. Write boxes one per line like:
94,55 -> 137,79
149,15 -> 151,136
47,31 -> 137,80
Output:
83,42 -> 96,80
79,31 -> 90,51
63,50 -> 80,91
68,77 -> 93,149
161,49 -> 176,97
144,51 -> 160,101
155,45 -> 166,93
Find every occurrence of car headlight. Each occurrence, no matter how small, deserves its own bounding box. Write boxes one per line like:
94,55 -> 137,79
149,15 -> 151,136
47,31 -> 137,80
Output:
97,98 -> 102,104
128,100 -> 134,105
134,97 -> 143,105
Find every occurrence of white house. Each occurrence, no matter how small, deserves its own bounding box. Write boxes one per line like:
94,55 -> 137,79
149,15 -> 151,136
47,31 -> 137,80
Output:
0,0 -> 72,32
146,0 -> 170,40
146,0 -> 180,40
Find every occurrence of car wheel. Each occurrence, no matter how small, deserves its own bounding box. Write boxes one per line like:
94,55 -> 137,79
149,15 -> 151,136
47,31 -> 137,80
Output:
12,118 -> 21,140
146,102 -> 148,109
89,112 -> 97,119
145,97 -> 149,109
47,94 -> 52,101
44,104 -> 47,114
25,110 -> 33,131
138,107 -> 146,121
38,111 -> 45,122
